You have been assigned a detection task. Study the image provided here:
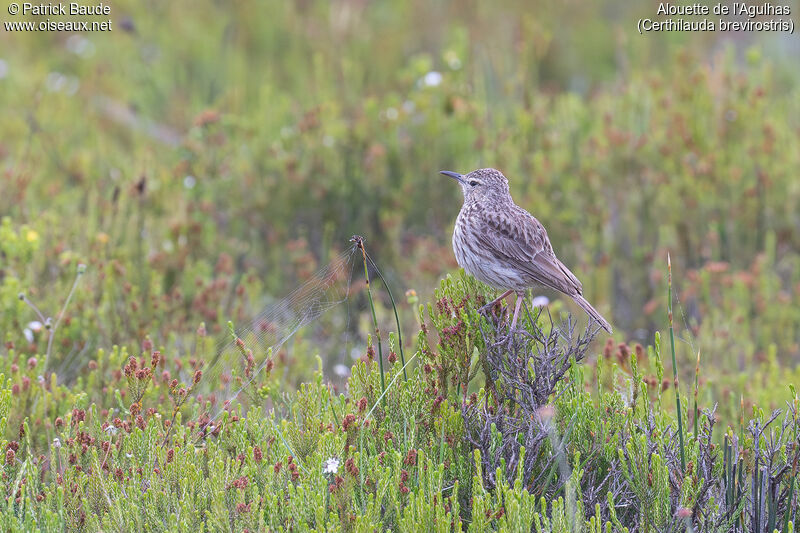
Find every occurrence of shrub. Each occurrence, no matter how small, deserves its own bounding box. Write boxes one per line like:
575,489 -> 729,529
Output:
0,272 -> 796,530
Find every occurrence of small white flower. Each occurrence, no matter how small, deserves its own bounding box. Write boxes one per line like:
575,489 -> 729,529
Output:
125,453 -> 133,458
531,296 -> 550,308
53,438 -> 61,448
23,321 -> 43,343
421,71 -> 443,87
322,457 -> 340,475
105,425 -> 119,436
333,364 -> 350,377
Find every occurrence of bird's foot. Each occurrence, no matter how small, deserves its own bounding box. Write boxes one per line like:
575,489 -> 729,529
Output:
478,301 -> 500,316
478,290 -> 514,320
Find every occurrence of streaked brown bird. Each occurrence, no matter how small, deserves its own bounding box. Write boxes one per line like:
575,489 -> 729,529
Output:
440,168 -> 612,333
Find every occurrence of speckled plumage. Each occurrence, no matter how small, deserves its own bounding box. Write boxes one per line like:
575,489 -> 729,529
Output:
442,168 -> 612,333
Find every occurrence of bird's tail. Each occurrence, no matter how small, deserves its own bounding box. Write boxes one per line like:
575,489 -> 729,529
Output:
572,294 -> 613,334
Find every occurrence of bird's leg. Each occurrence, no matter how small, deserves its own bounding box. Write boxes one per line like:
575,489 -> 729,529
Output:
479,289 -> 513,315
509,291 -> 525,331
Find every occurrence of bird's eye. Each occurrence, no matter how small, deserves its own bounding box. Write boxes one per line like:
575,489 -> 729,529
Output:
469,180 -> 479,187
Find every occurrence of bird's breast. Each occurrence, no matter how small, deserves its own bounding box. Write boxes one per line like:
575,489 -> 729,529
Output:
452,208 -> 526,291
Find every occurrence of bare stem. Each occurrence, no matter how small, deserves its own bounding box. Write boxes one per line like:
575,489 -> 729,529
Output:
353,236 -> 385,404
693,350 -> 701,436
667,253 -> 685,471
19,293 -> 47,324
366,254 -> 407,381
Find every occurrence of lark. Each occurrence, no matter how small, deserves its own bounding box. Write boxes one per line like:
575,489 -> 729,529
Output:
440,168 -> 612,333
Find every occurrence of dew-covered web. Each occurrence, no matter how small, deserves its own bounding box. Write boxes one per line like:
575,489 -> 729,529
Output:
192,243 -> 359,436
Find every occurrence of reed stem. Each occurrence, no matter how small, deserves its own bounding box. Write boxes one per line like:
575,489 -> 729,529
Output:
354,236 -> 386,404
366,255 -> 407,381
693,350 -> 701,436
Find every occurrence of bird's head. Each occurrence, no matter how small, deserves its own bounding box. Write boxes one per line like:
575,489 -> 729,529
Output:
439,168 -> 510,204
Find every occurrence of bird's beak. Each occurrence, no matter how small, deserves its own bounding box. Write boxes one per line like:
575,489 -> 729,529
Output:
439,170 -> 464,183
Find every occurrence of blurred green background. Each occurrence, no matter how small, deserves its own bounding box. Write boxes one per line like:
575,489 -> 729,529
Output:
1,0 -> 799,412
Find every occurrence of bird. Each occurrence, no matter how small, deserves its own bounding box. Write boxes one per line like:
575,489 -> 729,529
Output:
440,168 -> 612,334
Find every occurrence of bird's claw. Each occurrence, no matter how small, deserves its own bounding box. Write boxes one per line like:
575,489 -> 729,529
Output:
478,302 -> 497,316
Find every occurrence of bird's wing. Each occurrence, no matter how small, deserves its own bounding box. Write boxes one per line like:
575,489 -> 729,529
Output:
474,206 -> 583,296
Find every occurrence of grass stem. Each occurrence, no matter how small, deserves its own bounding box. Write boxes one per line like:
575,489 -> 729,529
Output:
354,236 -> 385,404
667,253 -> 686,471
693,350 -> 701,436
366,255 -> 407,381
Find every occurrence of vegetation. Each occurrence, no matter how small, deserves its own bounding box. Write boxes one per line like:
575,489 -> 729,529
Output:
0,272 -> 797,530
1,0 -> 798,530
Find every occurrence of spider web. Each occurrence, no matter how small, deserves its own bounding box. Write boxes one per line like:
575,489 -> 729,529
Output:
191,243 -> 359,435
